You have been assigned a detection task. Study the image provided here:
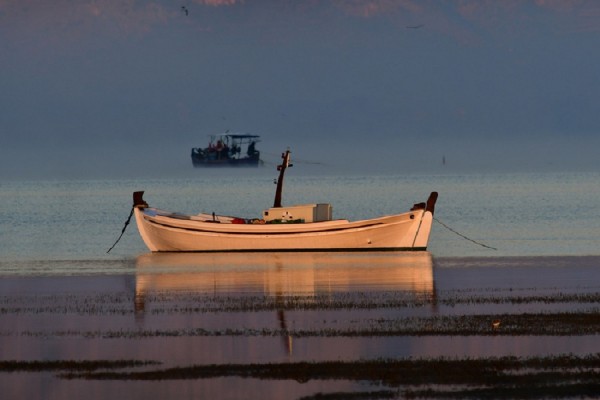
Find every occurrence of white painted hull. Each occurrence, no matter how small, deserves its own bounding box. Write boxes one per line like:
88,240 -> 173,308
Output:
133,199 -> 435,252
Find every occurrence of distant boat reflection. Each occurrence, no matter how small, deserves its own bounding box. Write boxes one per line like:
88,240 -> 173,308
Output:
134,252 -> 435,355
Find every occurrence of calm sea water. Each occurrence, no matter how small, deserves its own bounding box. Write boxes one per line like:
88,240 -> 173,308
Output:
2,171 -> 600,399
1,171 -> 599,274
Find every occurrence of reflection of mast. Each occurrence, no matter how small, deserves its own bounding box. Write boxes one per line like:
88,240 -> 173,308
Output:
135,291 -> 145,314
128,275 -> 146,323
277,310 -> 293,356
134,285 -> 146,325
274,259 -> 293,356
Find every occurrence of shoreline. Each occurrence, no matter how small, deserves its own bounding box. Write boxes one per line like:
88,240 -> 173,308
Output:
0,253 -> 599,278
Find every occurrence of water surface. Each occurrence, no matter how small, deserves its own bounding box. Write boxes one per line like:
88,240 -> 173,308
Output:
1,253 -> 599,399
1,172 -> 600,398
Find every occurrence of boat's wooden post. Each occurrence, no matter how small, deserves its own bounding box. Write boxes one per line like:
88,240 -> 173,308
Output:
273,150 -> 292,208
133,191 -> 148,208
425,192 -> 438,215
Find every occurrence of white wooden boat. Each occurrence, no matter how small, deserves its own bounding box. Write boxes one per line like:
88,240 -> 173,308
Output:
133,150 -> 438,252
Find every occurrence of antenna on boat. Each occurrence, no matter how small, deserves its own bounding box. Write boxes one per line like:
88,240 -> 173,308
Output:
273,149 -> 292,208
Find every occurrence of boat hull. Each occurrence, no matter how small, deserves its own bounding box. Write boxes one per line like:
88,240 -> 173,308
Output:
191,149 -> 261,167
191,156 -> 261,167
133,206 -> 435,252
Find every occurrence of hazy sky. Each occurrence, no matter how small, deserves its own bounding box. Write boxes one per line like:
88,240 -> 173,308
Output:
2,0 -> 600,179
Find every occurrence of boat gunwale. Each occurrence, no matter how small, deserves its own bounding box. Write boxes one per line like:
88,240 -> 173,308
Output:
148,246 -> 428,253
140,208 -> 423,235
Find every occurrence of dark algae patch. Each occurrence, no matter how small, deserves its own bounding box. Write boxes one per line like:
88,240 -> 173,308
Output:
297,391 -> 398,400
15,311 -> 600,338
4,291 -> 600,315
62,354 -> 600,398
0,360 -> 159,372
404,383 -> 600,399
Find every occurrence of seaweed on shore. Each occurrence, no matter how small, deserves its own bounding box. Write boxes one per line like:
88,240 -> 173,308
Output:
13,311 -> 600,338
0,360 -> 159,372
59,354 -> 600,398
2,290 -> 600,315
404,382 -> 600,399
297,390 -> 397,400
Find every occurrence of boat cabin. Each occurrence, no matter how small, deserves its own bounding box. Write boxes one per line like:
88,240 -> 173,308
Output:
263,203 -> 333,223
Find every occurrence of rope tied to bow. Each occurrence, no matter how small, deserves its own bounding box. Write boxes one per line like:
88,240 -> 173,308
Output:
107,207 -> 134,254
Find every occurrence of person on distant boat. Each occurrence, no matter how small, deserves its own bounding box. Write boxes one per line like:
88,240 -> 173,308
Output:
215,139 -> 227,160
222,142 -> 229,159
248,141 -> 256,156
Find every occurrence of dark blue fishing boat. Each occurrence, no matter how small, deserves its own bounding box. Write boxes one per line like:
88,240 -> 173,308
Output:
191,133 -> 261,167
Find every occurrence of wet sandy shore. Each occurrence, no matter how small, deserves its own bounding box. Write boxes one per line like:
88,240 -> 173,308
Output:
1,253 -> 599,399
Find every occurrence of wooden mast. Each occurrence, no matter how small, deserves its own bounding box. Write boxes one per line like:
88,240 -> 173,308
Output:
273,149 -> 292,208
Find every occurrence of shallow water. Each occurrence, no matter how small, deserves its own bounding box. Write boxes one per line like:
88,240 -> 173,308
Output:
1,253 -> 599,399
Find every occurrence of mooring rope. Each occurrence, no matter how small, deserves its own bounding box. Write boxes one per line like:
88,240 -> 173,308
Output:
433,216 -> 498,251
107,207 -> 134,254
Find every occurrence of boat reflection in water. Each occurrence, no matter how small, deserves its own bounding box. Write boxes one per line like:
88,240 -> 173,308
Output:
135,251 -> 435,296
134,252 -> 435,356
